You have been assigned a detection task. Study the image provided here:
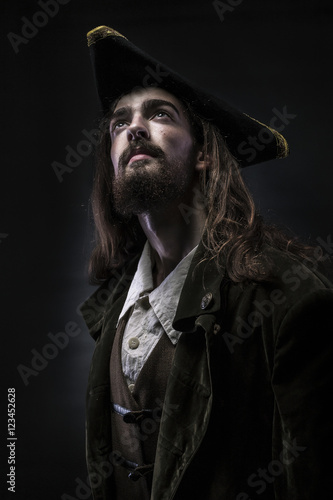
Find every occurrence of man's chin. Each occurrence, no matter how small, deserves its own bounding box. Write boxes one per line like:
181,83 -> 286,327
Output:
112,176 -> 182,217
113,192 -> 167,218
112,155 -> 194,217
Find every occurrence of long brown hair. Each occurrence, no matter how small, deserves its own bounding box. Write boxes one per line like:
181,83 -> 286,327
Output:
196,117 -> 316,282
88,101 -> 316,284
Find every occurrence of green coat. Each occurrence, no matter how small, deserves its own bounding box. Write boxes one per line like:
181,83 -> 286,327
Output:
80,243 -> 333,499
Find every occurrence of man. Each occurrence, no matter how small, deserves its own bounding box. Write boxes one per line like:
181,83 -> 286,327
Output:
80,26 -> 333,499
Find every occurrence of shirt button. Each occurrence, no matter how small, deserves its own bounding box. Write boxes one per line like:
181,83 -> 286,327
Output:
213,323 -> 221,335
128,337 -> 140,349
201,292 -> 213,310
128,383 -> 135,393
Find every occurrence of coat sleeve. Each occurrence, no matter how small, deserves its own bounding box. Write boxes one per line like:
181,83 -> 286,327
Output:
271,288 -> 333,499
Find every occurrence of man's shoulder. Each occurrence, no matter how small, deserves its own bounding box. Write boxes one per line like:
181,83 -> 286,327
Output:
262,244 -> 333,292
79,254 -> 140,335
224,244 -> 333,321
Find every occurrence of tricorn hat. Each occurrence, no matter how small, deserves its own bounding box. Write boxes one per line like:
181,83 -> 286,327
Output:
87,25 -> 289,167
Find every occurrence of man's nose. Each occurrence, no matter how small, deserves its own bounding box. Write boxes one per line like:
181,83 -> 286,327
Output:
127,116 -> 149,141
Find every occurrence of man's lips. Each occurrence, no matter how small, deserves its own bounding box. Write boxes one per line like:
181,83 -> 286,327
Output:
128,153 -> 154,165
126,147 -> 158,166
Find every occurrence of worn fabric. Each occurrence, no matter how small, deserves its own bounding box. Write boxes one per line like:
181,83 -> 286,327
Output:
119,241 -> 197,385
110,310 -> 175,499
81,241 -> 333,500
86,25 -> 289,167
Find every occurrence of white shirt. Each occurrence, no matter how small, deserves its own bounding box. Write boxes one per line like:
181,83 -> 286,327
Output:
117,241 -> 197,389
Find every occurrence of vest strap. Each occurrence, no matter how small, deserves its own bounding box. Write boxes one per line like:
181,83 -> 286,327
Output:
111,402 -> 162,424
128,463 -> 154,482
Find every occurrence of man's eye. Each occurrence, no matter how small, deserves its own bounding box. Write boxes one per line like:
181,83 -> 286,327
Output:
153,110 -> 170,119
112,121 -> 126,131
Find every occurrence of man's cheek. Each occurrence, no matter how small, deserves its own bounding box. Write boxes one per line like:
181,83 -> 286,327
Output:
110,151 -> 120,172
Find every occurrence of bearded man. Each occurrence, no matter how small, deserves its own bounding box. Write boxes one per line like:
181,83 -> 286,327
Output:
80,26 -> 333,500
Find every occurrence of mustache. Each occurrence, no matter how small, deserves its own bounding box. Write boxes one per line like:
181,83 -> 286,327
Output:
118,139 -> 165,170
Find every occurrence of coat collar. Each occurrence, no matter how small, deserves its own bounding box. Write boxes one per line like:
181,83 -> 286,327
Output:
79,254 -> 140,339
80,241 -> 228,338
173,241 -> 228,332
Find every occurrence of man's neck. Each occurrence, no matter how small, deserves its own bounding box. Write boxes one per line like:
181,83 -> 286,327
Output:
138,186 -> 206,288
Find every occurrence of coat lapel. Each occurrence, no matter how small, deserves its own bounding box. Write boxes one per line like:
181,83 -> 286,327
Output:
151,244 -> 227,499
152,319 -> 215,500
82,245 -> 227,499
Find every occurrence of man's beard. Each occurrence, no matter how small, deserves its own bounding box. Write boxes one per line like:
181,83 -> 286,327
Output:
111,140 -> 197,218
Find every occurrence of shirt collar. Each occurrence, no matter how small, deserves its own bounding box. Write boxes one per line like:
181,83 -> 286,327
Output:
117,241 -> 153,323
149,244 -> 197,343
117,241 -> 198,342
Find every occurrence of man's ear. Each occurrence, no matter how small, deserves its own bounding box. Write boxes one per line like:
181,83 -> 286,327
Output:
195,149 -> 211,172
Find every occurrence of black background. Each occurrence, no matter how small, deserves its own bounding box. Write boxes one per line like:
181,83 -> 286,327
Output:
1,0 -> 332,498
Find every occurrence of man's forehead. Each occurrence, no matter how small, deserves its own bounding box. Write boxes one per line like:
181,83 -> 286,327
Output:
113,87 -> 184,112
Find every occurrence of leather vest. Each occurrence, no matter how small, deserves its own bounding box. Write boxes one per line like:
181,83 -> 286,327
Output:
109,313 -> 176,499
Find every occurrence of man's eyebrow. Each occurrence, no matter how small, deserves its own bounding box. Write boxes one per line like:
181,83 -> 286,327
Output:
142,99 -> 181,116
110,98 -> 181,123
110,105 -> 131,123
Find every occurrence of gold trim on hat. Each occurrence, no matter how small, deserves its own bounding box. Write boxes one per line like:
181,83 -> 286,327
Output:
244,114 -> 289,159
87,26 -> 127,47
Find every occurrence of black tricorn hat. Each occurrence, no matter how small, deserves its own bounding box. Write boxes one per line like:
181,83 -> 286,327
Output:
87,25 -> 289,167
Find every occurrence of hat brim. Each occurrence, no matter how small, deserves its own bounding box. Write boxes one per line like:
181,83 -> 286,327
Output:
87,26 -> 289,167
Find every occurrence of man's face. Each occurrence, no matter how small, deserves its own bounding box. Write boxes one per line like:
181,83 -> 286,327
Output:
108,87 -> 201,216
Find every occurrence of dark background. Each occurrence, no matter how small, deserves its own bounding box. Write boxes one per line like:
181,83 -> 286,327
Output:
1,0 -> 332,498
